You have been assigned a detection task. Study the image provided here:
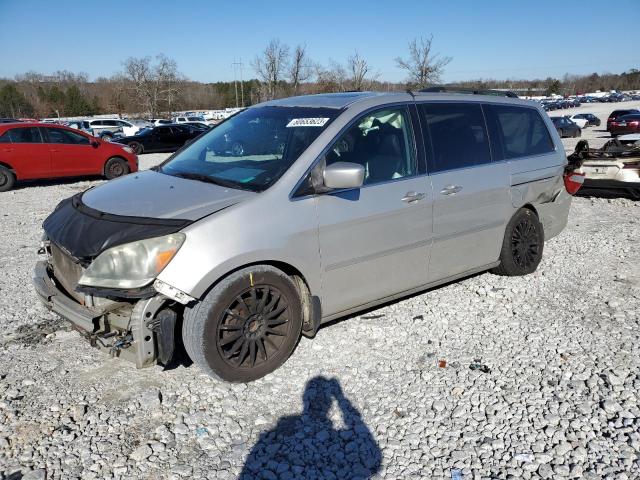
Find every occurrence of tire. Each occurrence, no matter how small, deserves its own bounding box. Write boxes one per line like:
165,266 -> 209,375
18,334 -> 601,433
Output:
491,208 -> 544,277
0,165 -> 16,192
103,157 -> 130,180
101,134 -> 113,142
129,141 -> 143,155
575,129 -> 581,138
182,265 -> 303,382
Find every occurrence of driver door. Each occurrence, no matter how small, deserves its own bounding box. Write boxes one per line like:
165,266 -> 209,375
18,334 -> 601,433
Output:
315,106 -> 433,316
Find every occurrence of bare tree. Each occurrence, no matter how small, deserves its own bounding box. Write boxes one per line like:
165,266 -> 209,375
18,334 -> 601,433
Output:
348,51 -> 376,91
315,60 -> 348,93
253,39 -> 290,100
123,54 -> 183,117
395,35 -> 452,88
289,44 -> 313,95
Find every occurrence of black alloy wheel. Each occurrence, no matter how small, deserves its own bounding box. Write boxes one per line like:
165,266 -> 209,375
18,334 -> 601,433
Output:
510,216 -> 541,270
216,285 -> 291,369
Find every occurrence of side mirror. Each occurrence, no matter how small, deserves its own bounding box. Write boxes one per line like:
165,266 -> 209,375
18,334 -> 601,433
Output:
323,161 -> 365,190
90,140 -> 100,148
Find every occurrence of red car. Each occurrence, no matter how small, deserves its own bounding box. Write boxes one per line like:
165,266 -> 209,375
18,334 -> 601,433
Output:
606,109 -> 639,133
608,114 -> 640,137
0,122 -> 137,192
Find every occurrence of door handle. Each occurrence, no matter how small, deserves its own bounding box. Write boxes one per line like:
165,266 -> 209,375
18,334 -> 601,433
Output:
401,191 -> 426,203
2,149 -> 13,153
440,185 -> 463,195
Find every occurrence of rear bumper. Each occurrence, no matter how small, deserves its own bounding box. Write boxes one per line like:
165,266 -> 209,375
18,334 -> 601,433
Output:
33,261 -> 161,368
578,179 -> 640,198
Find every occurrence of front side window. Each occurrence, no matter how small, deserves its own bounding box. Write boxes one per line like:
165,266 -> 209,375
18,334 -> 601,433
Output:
418,103 -> 491,173
46,128 -> 90,145
326,107 -> 416,185
160,106 -> 340,192
9,127 -> 43,143
484,104 -> 554,160
0,131 -> 11,143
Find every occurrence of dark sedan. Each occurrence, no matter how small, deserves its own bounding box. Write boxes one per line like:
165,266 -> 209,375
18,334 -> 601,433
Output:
608,114 -> 640,136
551,117 -> 581,138
113,124 -> 202,154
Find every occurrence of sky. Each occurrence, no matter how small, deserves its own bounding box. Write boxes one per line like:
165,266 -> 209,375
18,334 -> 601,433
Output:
0,0 -> 638,84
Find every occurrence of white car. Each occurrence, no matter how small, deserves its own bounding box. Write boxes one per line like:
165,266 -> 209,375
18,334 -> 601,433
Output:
87,119 -> 141,140
173,115 -> 213,126
566,115 -> 589,129
149,119 -> 172,127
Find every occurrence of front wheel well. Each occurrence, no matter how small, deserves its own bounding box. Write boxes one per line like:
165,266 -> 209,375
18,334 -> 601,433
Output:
198,261 -> 311,301
0,161 -> 16,177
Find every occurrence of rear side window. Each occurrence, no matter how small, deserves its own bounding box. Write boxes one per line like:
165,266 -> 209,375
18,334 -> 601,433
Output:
9,127 -> 43,143
418,103 -> 491,173
484,105 -> 554,160
45,128 -> 90,145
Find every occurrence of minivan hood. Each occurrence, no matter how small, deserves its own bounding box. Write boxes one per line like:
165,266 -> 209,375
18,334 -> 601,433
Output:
82,170 -> 256,220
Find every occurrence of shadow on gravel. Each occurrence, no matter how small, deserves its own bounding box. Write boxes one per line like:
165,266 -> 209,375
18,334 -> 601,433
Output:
10,175 -> 103,191
240,376 -> 381,479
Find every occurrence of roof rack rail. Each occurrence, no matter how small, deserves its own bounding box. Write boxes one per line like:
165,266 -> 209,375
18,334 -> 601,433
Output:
419,86 -> 519,98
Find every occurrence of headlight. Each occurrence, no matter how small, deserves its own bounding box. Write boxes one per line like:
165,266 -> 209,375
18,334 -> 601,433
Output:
78,233 -> 185,289
121,146 -> 134,154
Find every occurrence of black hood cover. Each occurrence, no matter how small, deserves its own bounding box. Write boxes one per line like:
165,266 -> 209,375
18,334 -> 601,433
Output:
43,193 -> 192,261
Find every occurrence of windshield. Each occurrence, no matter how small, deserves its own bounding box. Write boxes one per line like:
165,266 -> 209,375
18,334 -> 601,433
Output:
160,106 -> 340,192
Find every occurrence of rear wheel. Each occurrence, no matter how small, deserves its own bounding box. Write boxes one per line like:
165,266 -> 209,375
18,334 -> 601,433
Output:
0,166 -> 16,192
104,157 -> 130,180
182,266 -> 303,382
492,209 -> 544,276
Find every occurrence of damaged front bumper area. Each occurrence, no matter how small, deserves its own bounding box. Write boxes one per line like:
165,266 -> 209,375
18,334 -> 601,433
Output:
33,260 -> 183,368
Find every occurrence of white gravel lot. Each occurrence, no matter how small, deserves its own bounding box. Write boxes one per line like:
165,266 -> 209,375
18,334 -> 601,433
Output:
0,106 -> 639,480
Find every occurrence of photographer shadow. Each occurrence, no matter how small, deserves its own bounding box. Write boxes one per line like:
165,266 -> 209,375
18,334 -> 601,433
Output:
240,376 -> 381,480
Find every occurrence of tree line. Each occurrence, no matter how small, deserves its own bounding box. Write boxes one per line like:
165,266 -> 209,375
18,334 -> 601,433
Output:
0,36 -> 638,118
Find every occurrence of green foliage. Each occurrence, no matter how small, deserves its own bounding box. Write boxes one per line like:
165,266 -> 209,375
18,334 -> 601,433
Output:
0,84 -> 34,117
36,84 -> 99,116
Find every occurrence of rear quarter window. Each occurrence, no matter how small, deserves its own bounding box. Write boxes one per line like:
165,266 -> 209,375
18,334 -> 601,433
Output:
484,104 -> 554,160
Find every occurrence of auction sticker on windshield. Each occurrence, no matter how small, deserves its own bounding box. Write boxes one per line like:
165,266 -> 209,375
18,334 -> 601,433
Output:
286,118 -> 330,128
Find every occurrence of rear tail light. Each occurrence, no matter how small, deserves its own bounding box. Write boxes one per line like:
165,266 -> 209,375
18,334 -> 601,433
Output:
628,121 -> 639,126
564,171 -> 585,195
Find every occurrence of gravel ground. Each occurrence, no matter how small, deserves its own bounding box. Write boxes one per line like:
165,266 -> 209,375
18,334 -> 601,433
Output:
0,109 -> 639,480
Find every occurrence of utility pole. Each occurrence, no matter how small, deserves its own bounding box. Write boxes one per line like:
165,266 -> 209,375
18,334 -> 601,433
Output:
239,58 -> 244,107
232,58 -> 245,108
232,58 -> 239,108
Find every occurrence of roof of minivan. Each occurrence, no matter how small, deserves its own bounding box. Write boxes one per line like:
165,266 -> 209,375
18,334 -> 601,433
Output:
260,91 -> 535,109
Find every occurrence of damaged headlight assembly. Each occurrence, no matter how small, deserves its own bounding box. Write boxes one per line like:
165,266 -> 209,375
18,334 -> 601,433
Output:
78,233 -> 185,290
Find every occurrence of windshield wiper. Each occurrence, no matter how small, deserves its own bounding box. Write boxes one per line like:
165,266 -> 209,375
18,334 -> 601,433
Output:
171,172 -> 255,191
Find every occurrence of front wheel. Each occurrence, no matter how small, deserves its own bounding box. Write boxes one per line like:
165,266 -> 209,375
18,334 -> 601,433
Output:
182,266 -> 303,382
491,208 -> 544,276
104,157 -> 130,180
129,141 -> 143,155
0,165 -> 16,192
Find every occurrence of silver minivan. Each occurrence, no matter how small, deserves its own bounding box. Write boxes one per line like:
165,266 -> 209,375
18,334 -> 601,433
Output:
34,91 -> 576,382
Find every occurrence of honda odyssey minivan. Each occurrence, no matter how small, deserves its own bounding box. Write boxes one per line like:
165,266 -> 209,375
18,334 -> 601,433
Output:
34,91 -> 580,382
